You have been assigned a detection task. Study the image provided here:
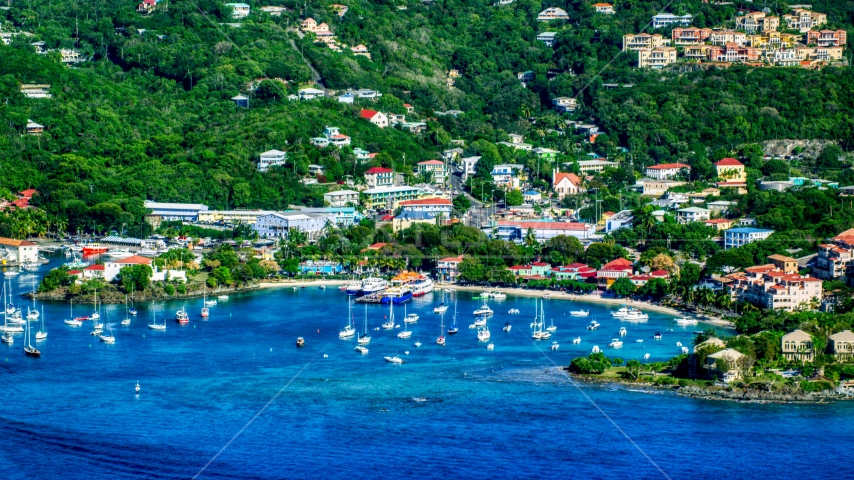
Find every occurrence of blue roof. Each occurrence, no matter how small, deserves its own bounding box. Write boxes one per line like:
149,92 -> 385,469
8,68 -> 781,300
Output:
524,190 -> 540,195
726,227 -> 774,234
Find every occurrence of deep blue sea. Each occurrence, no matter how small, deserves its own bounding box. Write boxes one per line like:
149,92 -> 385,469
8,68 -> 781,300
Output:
1,257 -> 852,479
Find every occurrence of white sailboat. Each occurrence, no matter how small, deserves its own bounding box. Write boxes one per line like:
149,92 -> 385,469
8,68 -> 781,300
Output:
26,276 -> 38,321
90,290 -> 101,321
99,314 -> 116,344
121,295 -> 132,325
90,302 -> 104,336
35,306 -> 47,340
546,317 -> 557,333
148,307 -> 166,330
1,285 -> 14,343
473,297 -> 493,316
64,300 -> 82,326
531,299 -> 550,339
128,285 -> 138,316
447,298 -> 459,334
339,297 -> 356,339
477,324 -> 491,341
436,311 -> 446,345
358,304 -> 371,345
382,301 -> 395,329
397,306 -> 412,339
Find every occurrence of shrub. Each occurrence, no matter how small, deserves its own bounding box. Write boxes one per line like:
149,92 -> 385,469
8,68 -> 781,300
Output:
164,284 -> 175,295
176,283 -> 186,294
800,380 -> 834,393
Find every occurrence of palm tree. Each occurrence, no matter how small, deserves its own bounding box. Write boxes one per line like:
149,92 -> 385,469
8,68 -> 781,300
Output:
716,291 -> 733,312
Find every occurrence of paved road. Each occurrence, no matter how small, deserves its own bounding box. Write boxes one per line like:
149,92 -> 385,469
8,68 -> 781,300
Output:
287,28 -> 325,89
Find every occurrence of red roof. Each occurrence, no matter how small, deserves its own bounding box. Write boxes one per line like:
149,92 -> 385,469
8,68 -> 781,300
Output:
704,219 -> 733,224
651,269 -> 669,277
553,172 -> 581,187
531,262 -> 550,267
439,256 -> 463,263
359,109 -> 380,119
564,262 -> 589,269
398,197 -> 452,206
67,270 -> 82,275
498,221 -> 590,231
364,167 -> 393,175
114,255 -> 153,265
381,214 -> 394,221
417,160 -> 444,165
646,163 -> 690,170
367,242 -> 388,250
715,158 -> 743,167
600,258 -> 633,271
508,265 -> 527,271
404,103 -> 413,107
84,264 -> 105,271
18,189 -> 37,198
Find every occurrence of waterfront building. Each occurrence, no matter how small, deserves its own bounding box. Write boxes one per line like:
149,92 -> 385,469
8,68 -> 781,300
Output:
496,221 -> 596,243
299,260 -> 342,275
0,237 -> 38,263
782,330 -> 814,362
726,265 -> 822,312
435,255 -> 464,283
197,210 -> 275,225
596,258 -> 634,288
830,330 -> 854,360
814,228 -> 854,281
551,263 -> 596,280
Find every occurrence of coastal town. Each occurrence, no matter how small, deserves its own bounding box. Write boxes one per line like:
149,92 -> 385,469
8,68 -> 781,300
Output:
2,0 -> 854,476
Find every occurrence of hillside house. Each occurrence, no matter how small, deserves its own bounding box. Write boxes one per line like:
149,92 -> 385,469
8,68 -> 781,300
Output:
676,207 -> 710,224
724,227 -> 774,249
735,12 -> 779,32
710,30 -> 747,46
137,0 -> 156,13
537,32 -> 558,47
537,7 -> 569,21
830,330 -> 854,360
806,30 -> 847,47
436,255 -> 464,283
359,109 -> 388,128
623,33 -> 665,51
25,120 -> 43,135
351,44 -> 371,59
258,149 -> 287,172
552,96 -> 577,113
767,254 -> 799,274
461,156 -> 481,182
784,9 -> 828,32
672,27 -> 712,46
592,3 -> 615,14
364,167 -> 394,188
298,87 -> 325,100
260,6 -> 290,16
814,228 -> 854,281
362,186 -> 424,209
638,47 -> 678,68
715,158 -> 746,181
254,211 -> 335,241
226,3 -> 251,18
576,159 -> 618,173
651,13 -> 692,29
706,349 -> 746,382
491,164 -> 525,189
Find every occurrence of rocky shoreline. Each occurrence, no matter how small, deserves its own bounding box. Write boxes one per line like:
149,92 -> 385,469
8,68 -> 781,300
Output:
568,373 -> 852,404
30,283 -> 261,304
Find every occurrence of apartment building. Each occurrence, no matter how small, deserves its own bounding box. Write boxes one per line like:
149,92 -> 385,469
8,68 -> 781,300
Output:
644,163 -> 691,180
814,228 -> 854,281
623,33 -> 665,51
735,12 -> 779,33
672,27 -> 712,46
710,30 -> 747,46
638,47 -> 678,69
727,266 -> 823,313
783,9 -> 828,33
684,45 -> 713,61
806,30 -> 847,47
796,45 -> 845,63
676,207 -> 710,224
748,31 -> 802,49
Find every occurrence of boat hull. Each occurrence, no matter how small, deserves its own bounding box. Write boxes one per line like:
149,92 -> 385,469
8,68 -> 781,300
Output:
381,291 -> 413,304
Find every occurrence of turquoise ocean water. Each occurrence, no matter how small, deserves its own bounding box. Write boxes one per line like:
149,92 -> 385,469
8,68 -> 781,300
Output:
1,258 -> 852,479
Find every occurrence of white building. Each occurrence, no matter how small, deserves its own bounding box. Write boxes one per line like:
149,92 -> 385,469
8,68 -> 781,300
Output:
398,197 -> 453,215
362,186 -> 424,209
359,109 -> 388,128
491,164 -> 525,189
323,190 -> 360,207
592,3 -> 615,14
552,96 -> 577,113
417,160 -> 446,183
496,221 -> 596,243
537,7 -> 569,21
644,162 -> 690,180
225,3 -> 251,18
144,201 -> 209,221
0,237 -> 38,263
298,87 -> 325,100
676,207 -> 710,224
576,159 -> 618,173
460,156 -> 481,181
725,228 -> 774,250
651,13 -> 692,29
537,32 -> 558,47
254,211 -> 335,241
258,149 -> 287,172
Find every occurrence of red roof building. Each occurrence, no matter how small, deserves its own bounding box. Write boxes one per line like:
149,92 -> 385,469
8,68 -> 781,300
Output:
597,258 -> 634,286
359,109 -> 388,128
715,158 -> 744,167
552,171 -> 582,199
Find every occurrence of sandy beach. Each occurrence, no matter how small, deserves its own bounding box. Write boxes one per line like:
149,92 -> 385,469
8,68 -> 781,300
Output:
259,280 -> 735,329
441,285 -> 736,329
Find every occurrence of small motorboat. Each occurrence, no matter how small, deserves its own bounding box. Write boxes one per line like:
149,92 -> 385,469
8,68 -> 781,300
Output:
507,309 -> 519,314
608,338 -> 623,348
591,345 -> 600,353
611,307 -> 629,318
175,308 -> 189,324
542,293 -> 550,300
676,341 -> 683,347
64,318 -> 83,327
636,339 -> 644,343
414,340 -> 423,347
569,309 -> 589,317
502,322 -> 512,332
135,382 -> 141,394
1,332 -> 13,344
473,305 -> 493,316
675,317 -> 698,326
477,327 -> 491,342
643,353 -> 650,360
204,299 -> 218,306
586,320 -> 600,330
681,346 -> 689,354
654,332 -> 662,340
296,337 -> 305,348
404,313 -> 419,323
319,285 -> 326,290
385,355 -> 405,364
619,327 -> 627,337
486,343 -> 495,351
433,304 -> 448,314
474,316 -> 487,327
571,336 -> 581,344
550,341 -> 559,351
355,345 -> 369,354
397,329 -> 412,339
217,295 -> 229,300
200,307 -> 209,319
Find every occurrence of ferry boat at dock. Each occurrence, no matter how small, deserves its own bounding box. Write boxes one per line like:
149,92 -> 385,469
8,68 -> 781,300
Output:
381,286 -> 413,304
81,243 -> 109,255
409,277 -> 434,297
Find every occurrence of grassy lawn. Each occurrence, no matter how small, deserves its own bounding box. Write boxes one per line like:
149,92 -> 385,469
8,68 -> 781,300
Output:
190,271 -> 208,286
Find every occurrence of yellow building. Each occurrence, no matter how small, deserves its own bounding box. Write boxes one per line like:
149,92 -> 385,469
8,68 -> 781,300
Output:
714,158 -> 746,181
